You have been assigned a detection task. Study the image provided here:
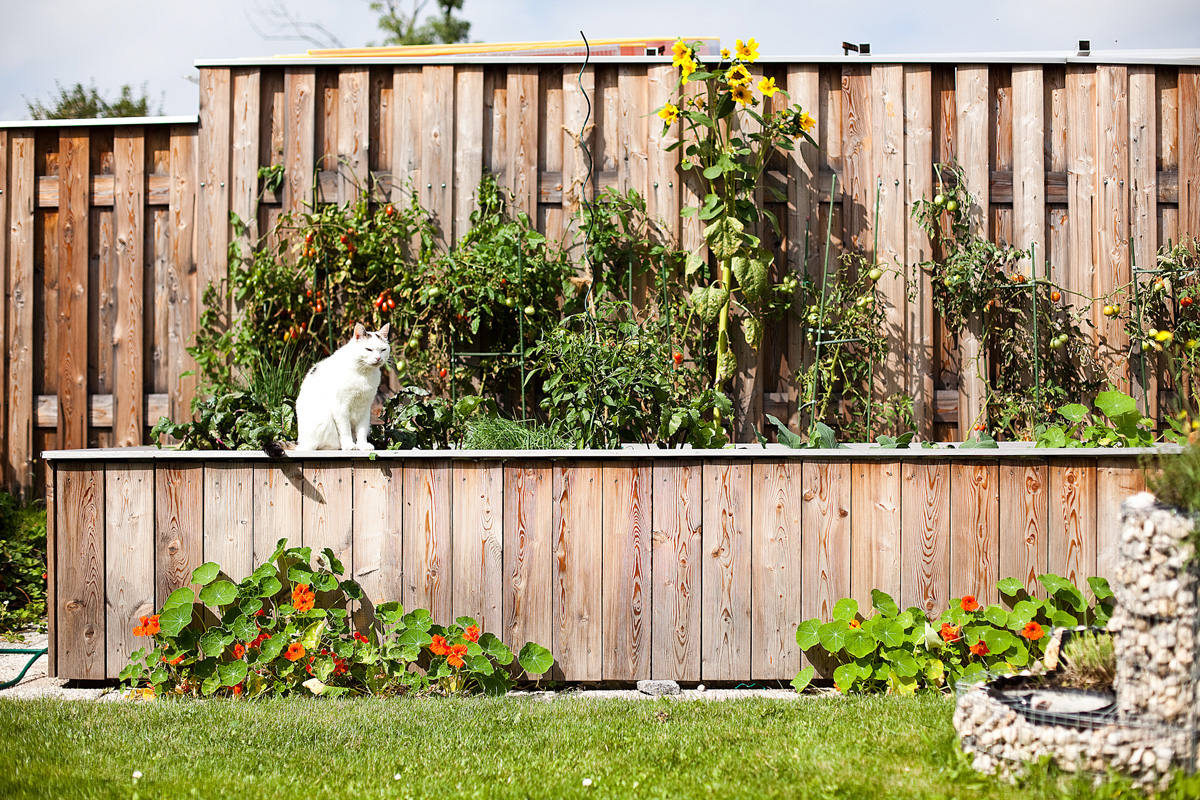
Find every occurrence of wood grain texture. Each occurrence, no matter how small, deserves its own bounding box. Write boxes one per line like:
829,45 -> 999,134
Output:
561,66 -> 594,264
1095,459 -> 1145,582
230,67 -> 261,259
203,463 -> 253,582
1181,69 -> 1200,239
452,461 -> 503,634
1066,68 -> 1097,335
850,461 -> 901,612
904,66 -> 934,439
1012,66 -> 1046,270
552,461 -> 603,681
1096,65 -> 1130,388
873,65 -> 906,403
751,461 -> 803,679
0,132 -> 7,465
702,461 -> 751,681
57,133 -> 89,451
1129,67 -> 1157,420
900,461 -> 949,616
353,462 -> 399,628
167,126 -> 198,424
252,461 -> 303,563
841,66 -> 874,258
651,461 -> 702,681
154,463 -> 202,602
422,66 -> 455,244
45,462 -> 56,675
453,67 -> 484,246
57,465 -> 105,679
403,459 -> 451,622
506,67 -> 539,221
502,462 -> 553,673
113,128 -> 144,446
602,461 -> 651,681
646,65 -> 680,251
105,464 -> 153,678
801,461 -> 851,624
786,65 -> 821,428
956,66 -> 989,438
283,68 -> 316,216
998,461 -> 1047,598
391,67 -> 423,203
7,133 -> 35,494
950,461 -> 999,604
1049,458 -> 1097,588
337,68 -> 370,205
196,68 -> 231,316
303,462 -> 354,582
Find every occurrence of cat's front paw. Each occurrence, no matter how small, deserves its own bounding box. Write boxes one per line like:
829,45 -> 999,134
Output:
338,439 -> 356,451
355,442 -> 375,451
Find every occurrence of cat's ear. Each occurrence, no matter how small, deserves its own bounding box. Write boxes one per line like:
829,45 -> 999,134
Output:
377,323 -> 390,339
353,322 -> 366,340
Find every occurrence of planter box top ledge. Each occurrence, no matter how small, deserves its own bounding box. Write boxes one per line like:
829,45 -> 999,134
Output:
41,442 -> 1179,462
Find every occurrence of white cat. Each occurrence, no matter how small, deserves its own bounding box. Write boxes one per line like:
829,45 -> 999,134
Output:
295,323 -> 391,451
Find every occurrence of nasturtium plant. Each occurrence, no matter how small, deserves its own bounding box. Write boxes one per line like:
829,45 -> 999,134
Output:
121,539 -> 553,698
793,573 -> 1113,694
1035,389 -> 1156,448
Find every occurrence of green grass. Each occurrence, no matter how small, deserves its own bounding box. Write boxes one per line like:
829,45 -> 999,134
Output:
0,694 -> 1187,799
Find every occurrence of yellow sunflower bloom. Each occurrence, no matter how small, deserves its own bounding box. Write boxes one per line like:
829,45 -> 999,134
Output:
735,38 -> 760,63
720,47 -> 731,60
680,56 -> 697,84
758,76 -> 779,97
731,84 -> 754,106
798,110 -> 816,133
658,102 -> 680,125
671,39 -> 691,68
725,64 -> 752,87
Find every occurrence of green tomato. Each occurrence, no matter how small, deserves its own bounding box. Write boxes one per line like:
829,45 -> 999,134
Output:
428,287 -> 442,300
504,297 -> 516,308
524,306 -> 536,316
945,200 -> 959,213
933,194 -> 945,206
395,360 -> 407,373
867,268 -> 884,282
407,337 -> 420,349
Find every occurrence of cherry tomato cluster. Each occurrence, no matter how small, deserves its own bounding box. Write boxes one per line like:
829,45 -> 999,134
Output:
306,288 -> 325,314
374,290 -> 396,311
283,321 -> 308,341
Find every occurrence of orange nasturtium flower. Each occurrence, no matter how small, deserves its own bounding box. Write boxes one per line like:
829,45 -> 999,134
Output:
430,634 -> 450,656
961,595 -> 980,613
354,632 -> 370,645
730,84 -> 754,107
735,38 -> 760,63
847,619 -> 861,629
1021,621 -> 1045,641
133,615 -> 160,637
447,643 -> 469,669
757,76 -> 779,97
969,641 -> 989,657
725,64 -> 752,87
231,643 -> 246,660
284,642 -> 306,661
939,623 -> 961,643
464,625 -> 481,643
658,102 -> 679,126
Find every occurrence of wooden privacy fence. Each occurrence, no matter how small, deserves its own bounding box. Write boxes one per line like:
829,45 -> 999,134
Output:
4,53 -> 1199,495
45,446 -> 1148,683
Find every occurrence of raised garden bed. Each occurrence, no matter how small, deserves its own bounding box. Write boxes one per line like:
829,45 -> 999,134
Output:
44,444 -> 1157,682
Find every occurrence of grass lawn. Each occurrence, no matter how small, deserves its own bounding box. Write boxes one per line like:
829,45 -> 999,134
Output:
0,693 -> 1190,799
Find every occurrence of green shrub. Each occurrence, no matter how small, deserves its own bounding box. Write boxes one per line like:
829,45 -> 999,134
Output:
792,573 -> 1114,694
1148,442 -> 1200,514
0,493 -> 47,634
120,539 -> 553,698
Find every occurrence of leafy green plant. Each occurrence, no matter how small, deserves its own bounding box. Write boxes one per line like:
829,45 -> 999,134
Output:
659,37 -> 817,396
120,539 -> 553,698
0,493 -> 47,636
792,573 -> 1114,694
1035,389 -> 1156,448
370,386 -> 495,450
529,306 -> 731,449
462,416 -> 569,450
151,390 -> 296,451
1148,442 -> 1200,514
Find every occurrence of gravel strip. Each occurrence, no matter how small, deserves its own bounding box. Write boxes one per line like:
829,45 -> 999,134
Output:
0,630 -> 120,702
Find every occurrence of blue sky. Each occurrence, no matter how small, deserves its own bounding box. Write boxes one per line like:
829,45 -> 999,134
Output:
2,0 -> 1199,120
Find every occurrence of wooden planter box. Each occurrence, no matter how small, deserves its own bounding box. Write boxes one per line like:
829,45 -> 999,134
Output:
44,445 -> 1155,683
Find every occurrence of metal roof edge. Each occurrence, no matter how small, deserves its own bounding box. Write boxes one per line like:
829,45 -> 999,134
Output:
0,114 -> 198,130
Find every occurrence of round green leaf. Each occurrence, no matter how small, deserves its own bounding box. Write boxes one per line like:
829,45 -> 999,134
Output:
982,605 -> 1009,627
871,589 -> 900,617
479,633 -> 514,665
872,619 -> 906,649
199,580 -> 238,608
832,598 -> 859,623
795,619 -> 821,650
518,642 -> 554,675
818,621 -> 849,653
982,627 -> 1016,655
883,649 -> 919,678
191,562 -> 221,586
218,660 -> 249,687
256,635 -> 285,662
257,576 -> 282,598
996,577 -> 1024,596
791,665 -> 815,693
158,602 -> 195,637
843,628 -> 877,659
162,587 -> 195,610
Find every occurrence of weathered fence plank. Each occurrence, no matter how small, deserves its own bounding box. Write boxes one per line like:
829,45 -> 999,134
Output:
602,461 -> 651,681
7,132 -> 35,494
404,459 -> 452,622
57,133 -> 89,451
56,464 -> 105,679
998,460 -> 1048,597
553,461 -> 603,681
650,460 -> 702,681
502,462 -> 553,674
452,461 -> 504,634
252,462 -> 303,561
951,461 -> 999,604
352,461 -> 399,628
801,461 -> 850,623
113,129 -> 144,446
204,463 -> 253,581
155,463 -> 202,601
850,460 -> 901,612
752,460 -> 804,679
900,461 -> 949,615
702,461 -> 751,681
104,463 -> 153,678
1049,458 -> 1097,588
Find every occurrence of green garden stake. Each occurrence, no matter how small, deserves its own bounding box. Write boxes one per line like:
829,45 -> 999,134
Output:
1031,242 -> 1039,415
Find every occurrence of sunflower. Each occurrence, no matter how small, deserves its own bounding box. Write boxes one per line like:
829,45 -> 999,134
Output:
680,57 -> 697,84
725,63 -> 752,87
671,39 -> 692,68
798,110 -> 816,134
735,38 -> 760,63
730,84 -> 754,106
658,102 -> 679,125
720,47 -> 731,60
758,76 -> 779,97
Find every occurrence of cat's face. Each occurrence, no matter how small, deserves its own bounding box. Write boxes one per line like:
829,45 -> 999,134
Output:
350,323 -> 391,368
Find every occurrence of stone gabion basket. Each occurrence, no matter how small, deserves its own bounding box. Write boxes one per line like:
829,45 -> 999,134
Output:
953,492 -> 1200,789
